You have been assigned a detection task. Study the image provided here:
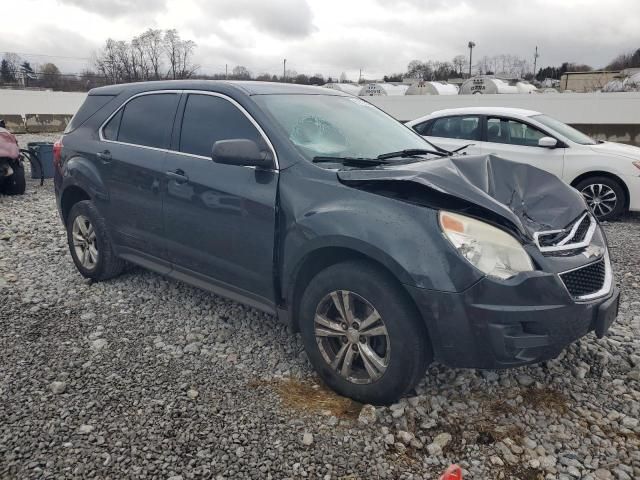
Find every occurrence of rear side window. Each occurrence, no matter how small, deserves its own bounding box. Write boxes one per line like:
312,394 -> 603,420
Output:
116,93 -> 179,149
65,95 -> 115,133
179,94 -> 263,157
430,116 -> 481,140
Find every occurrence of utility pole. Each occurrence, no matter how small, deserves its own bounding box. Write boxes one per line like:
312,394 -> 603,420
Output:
533,46 -> 539,79
283,59 -> 286,82
468,41 -> 476,78
358,68 -> 362,83
225,64 -> 228,80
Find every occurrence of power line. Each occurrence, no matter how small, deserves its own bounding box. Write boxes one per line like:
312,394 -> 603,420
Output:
0,51 -> 92,61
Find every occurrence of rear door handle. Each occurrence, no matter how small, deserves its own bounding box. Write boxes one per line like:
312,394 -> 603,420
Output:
165,169 -> 189,183
97,150 -> 112,163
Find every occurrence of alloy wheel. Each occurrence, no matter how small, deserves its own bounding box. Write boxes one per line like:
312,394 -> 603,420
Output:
72,215 -> 98,269
580,183 -> 617,219
314,290 -> 390,384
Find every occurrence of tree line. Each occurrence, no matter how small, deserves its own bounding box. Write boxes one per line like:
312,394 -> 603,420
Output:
2,37 -> 639,92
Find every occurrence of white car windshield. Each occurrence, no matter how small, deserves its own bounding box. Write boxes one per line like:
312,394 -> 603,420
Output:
254,94 -> 435,160
532,114 -> 597,145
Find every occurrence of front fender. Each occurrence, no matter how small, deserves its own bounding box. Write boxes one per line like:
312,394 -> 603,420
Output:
279,170 -> 484,296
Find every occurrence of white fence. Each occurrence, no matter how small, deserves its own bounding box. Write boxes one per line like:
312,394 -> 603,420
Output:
0,89 -> 86,115
366,92 -> 640,123
1,89 -> 640,136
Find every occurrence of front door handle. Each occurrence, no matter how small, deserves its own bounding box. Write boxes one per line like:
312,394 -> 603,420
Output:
97,150 -> 112,163
165,169 -> 189,183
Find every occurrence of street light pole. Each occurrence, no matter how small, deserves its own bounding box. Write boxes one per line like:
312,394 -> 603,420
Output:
468,41 -> 476,78
283,59 -> 286,82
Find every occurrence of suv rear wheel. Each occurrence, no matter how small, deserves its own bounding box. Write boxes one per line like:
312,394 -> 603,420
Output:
66,200 -> 125,281
299,260 -> 431,405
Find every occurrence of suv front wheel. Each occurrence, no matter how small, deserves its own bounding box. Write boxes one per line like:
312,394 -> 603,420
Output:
299,260 -> 432,405
66,200 -> 125,281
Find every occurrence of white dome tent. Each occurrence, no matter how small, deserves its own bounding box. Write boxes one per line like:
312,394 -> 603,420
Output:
459,76 -> 537,95
515,81 -> 537,93
322,83 -> 362,96
358,83 -> 409,96
405,81 -> 459,95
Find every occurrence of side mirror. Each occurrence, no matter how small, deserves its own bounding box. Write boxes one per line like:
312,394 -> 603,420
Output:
538,136 -> 558,148
211,139 -> 273,168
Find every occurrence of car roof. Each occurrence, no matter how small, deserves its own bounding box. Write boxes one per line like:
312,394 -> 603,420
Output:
432,107 -> 541,117
89,80 -> 348,97
407,107 -> 542,125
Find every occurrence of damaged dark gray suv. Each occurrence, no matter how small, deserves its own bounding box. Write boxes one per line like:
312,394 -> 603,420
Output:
54,81 -> 620,404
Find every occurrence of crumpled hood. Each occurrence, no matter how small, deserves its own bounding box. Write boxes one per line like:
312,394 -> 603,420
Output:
337,154 -> 587,240
590,141 -> 640,160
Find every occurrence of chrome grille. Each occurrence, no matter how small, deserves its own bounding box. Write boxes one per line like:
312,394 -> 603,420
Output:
534,213 -> 596,254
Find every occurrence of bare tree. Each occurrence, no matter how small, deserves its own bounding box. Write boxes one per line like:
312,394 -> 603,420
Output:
2,53 -> 22,82
139,29 -> 164,80
231,65 -> 251,80
95,39 -> 123,83
164,29 -> 198,79
39,62 -> 61,89
131,35 -> 151,80
452,55 -> 466,76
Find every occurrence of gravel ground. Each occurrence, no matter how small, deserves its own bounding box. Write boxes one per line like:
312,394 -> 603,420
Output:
1,134 -> 639,480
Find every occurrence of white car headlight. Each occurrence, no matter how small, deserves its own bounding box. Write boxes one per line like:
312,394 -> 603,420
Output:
439,211 -> 534,280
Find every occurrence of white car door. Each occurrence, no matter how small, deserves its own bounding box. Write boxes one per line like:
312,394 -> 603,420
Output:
414,115 -> 483,155
481,117 -> 565,178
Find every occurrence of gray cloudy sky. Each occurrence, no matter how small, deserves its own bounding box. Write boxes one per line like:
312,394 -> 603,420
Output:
2,0 -> 640,79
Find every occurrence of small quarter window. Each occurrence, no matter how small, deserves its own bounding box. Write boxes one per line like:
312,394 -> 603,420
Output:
412,120 -> 433,135
102,109 -> 122,141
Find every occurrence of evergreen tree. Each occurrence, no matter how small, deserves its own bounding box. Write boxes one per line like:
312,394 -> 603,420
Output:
0,59 -> 14,83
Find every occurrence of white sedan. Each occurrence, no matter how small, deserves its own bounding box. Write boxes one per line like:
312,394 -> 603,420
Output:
407,107 -> 640,221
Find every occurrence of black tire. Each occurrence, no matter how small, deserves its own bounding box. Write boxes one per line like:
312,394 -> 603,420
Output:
575,176 -> 626,221
299,260 -> 432,405
66,200 -> 125,281
3,163 -> 26,195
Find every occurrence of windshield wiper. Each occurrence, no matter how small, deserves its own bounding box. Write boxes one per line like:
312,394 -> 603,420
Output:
376,148 -> 448,160
312,156 -> 389,167
451,144 -> 475,153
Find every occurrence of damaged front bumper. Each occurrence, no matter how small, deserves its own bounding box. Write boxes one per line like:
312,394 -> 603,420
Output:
405,259 -> 619,369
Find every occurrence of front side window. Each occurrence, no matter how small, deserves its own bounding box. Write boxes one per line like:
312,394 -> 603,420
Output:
253,94 -> 432,160
486,117 -> 547,146
430,116 -> 481,141
115,93 -> 179,149
179,94 -> 263,157
532,114 -> 596,145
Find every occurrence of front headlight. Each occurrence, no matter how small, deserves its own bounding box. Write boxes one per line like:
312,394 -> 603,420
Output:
439,211 -> 534,280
